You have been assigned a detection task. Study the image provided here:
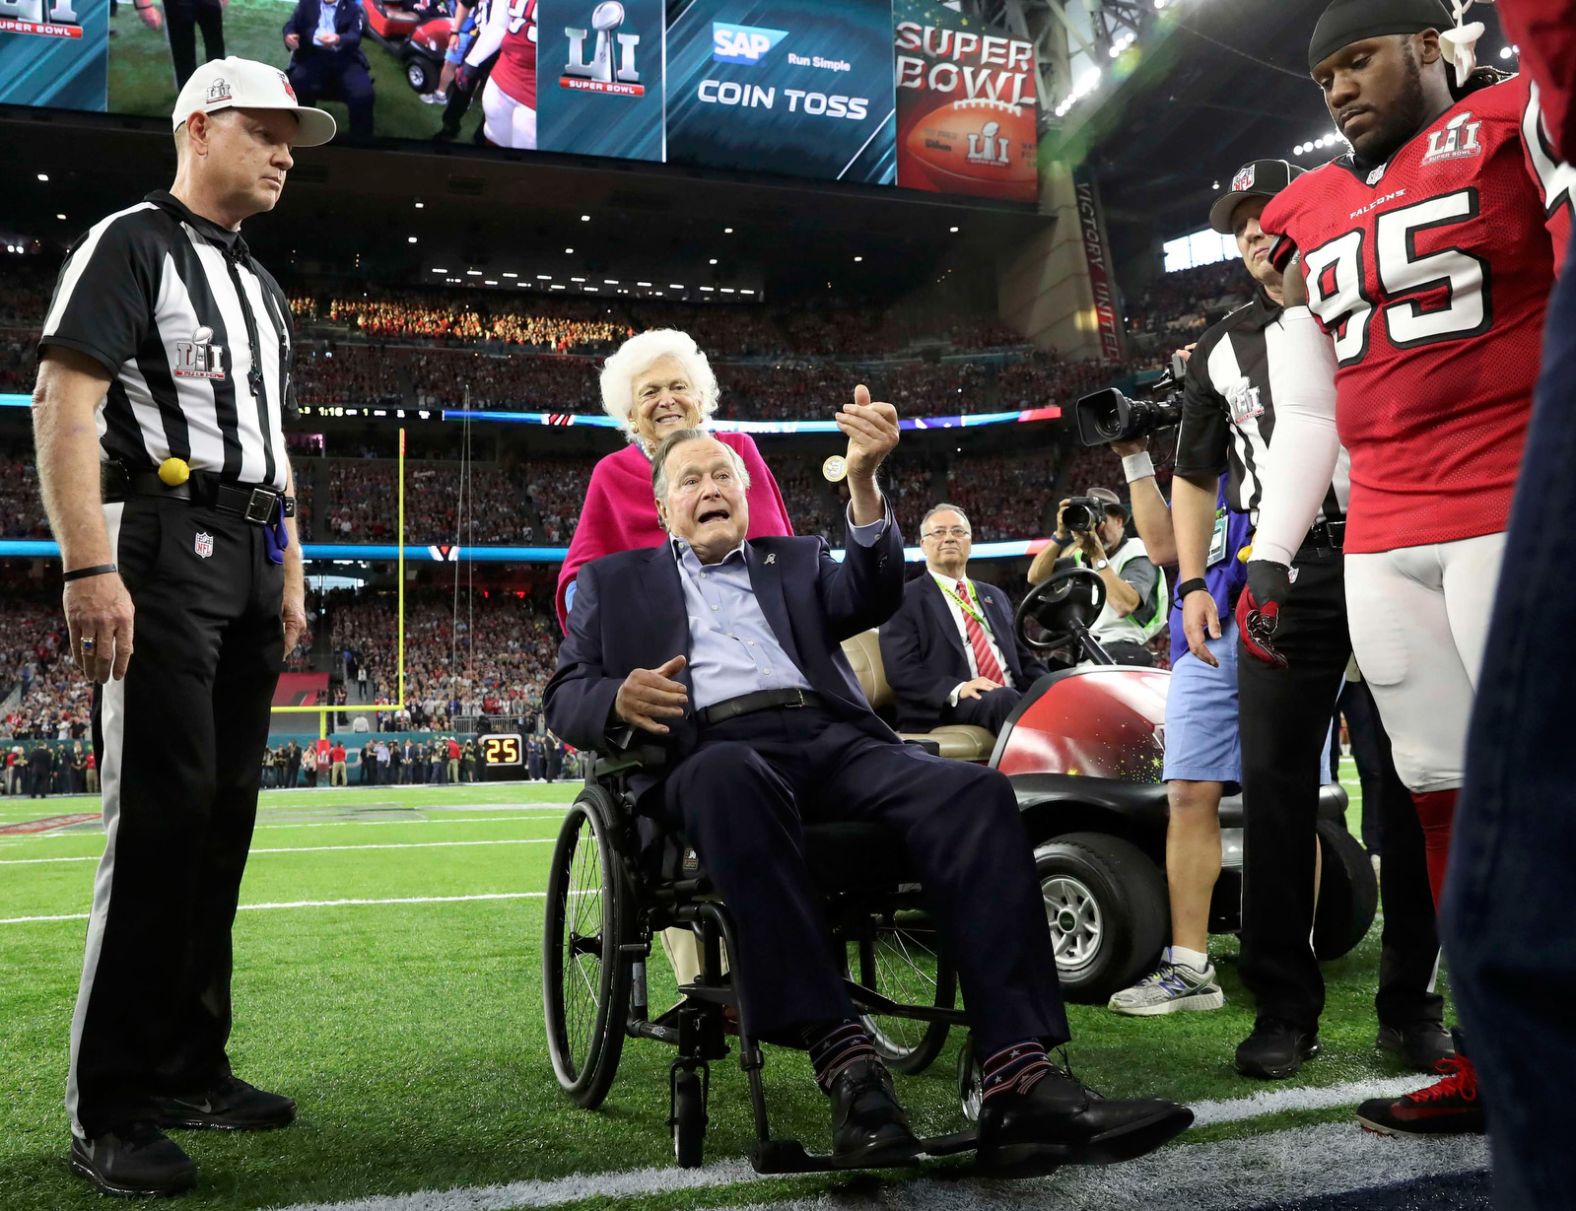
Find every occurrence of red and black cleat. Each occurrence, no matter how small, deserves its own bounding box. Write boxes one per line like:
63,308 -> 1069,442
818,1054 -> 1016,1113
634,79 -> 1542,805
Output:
1356,1056 -> 1486,1136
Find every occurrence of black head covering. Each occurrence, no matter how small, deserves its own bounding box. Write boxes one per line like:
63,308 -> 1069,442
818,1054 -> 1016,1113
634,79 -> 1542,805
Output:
1308,0 -> 1453,71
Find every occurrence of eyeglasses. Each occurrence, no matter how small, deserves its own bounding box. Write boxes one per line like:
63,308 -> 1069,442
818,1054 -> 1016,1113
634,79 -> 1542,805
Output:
923,527 -> 971,539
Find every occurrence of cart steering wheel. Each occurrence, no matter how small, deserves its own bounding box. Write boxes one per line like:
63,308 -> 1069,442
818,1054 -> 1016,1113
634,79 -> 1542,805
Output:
1015,567 -> 1111,662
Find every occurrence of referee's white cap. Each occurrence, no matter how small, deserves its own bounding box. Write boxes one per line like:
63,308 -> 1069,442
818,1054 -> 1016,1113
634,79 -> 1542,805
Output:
173,57 -> 336,148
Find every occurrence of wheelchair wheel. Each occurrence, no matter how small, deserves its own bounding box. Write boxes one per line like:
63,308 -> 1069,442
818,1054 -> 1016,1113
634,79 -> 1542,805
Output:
846,916 -> 957,1076
543,787 -> 632,1109
670,1067 -> 707,1168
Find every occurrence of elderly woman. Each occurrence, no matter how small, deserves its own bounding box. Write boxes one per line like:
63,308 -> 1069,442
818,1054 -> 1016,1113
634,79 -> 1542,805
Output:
555,329 -> 793,630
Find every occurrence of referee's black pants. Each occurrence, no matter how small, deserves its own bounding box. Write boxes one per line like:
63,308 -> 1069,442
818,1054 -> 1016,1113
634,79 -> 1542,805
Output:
1237,544 -> 1442,1034
70,497 -> 282,1137
164,0 -> 226,89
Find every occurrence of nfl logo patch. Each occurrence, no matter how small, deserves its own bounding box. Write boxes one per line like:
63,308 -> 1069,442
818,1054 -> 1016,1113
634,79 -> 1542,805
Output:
194,531 -> 214,559
1231,165 -> 1256,193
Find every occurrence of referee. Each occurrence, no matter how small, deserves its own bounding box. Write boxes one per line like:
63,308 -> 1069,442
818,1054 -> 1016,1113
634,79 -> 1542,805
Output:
32,58 -> 334,1197
1171,160 -> 1448,1081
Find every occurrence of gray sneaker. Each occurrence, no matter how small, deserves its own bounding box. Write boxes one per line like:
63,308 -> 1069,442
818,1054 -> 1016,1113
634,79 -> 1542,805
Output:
1108,960 -> 1225,1016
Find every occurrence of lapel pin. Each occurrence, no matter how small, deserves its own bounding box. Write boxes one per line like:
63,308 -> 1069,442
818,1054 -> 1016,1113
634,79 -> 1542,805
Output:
764,553 -> 776,565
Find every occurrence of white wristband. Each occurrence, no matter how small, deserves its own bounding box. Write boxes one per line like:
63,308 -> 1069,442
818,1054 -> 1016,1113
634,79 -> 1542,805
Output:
1122,451 -> 1155,483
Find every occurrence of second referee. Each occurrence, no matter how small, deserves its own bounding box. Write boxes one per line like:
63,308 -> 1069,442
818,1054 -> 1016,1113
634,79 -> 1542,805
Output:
32,58 -> 335,1197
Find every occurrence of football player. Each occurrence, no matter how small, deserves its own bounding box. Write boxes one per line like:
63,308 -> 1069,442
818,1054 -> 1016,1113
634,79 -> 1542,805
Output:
460,0 -> 536,148
1242,0 -> 1573,1136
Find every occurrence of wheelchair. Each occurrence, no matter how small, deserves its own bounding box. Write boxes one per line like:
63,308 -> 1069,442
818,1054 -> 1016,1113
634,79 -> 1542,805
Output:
542,747 -> 978,1172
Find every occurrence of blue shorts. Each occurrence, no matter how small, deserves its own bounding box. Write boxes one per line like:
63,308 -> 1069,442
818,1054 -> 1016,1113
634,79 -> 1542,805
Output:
1161,614 -> 1336,788
1162,615 -> 1242,787
445,29 -> 476,65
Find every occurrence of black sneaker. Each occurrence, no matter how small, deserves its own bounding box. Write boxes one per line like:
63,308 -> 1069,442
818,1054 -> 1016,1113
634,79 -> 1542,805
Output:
70,1122 -> 197,1197
1235,1018 -> 1320,1080
1357,1055 -> 1486,1136
151,1076 -> 296,1132
1377,1021 -> 1456,1073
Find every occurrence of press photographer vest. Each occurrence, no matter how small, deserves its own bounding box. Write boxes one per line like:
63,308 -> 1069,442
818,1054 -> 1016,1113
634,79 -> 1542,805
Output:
1076,538 -> 1167,648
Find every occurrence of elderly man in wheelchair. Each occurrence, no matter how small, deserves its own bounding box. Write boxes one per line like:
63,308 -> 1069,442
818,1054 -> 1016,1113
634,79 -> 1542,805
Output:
542,396 -> 1192,1177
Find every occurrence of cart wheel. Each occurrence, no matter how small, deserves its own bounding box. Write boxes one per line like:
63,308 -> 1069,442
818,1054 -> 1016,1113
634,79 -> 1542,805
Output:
671,1067 -> 707,1168
543,787 -> 632,1109
957,1033 -> 984,1123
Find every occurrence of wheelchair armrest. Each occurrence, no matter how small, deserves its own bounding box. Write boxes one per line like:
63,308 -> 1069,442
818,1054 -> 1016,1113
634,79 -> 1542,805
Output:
593,744 -> 669,780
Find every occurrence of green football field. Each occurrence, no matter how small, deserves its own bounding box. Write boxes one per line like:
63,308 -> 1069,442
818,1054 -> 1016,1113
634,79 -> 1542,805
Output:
108,0 -> 484,143
0,768 -> 1483,1211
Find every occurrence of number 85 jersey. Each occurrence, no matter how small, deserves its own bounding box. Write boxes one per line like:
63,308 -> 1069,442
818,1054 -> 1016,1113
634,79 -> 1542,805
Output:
1262,74 -> 1573,554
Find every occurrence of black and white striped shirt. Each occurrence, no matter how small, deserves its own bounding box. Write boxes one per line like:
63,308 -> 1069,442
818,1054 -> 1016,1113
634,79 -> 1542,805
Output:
1174,286 -> 1350,525
39,191 -> 294,492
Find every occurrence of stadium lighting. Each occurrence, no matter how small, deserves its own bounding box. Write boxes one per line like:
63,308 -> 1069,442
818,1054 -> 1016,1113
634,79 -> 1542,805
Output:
720,287 -> 736,293
637,281 -> 652,287
502,271 -> 518,278
853,255 -> 863,263
669,283 -> 684,289
1154,0 -> 1168,8
483,279 -> 498,285
1109,32 -> 1135,58
604,279 -> 620,285
407,236 -> 418,243
1500,45 -> 1519,60
414,200 -> 424,209
950,226 -> 960,233
37,172 -> 49,182
724,227 -> 734,234
564,247 -> 574,254
741,288 -> 755,295
550,284 -> 565,290
584,285 -> 598,291
430,267 -> 446,273
700,285 -> 715,292
571,276 -> 586,282
465,269 -> 482,276
580,214 -> 590,221
709,257 -> 719,265
537,274 -> 552,280
56,213 -> 66,220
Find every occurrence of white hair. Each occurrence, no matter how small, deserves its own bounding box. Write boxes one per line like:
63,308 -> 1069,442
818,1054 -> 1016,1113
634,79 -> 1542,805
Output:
651,428 -> 753,502
599,329 -> 720,447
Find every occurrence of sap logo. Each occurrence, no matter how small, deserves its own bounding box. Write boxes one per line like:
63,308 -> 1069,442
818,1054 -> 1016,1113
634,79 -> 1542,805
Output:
712,22 -> 787,66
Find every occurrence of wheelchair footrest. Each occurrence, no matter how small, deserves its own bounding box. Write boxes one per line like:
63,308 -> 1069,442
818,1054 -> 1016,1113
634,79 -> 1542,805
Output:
748,1130 -> 978,1174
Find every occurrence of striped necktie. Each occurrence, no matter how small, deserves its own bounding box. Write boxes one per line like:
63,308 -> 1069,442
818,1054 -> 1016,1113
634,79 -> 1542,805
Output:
956,580 -> 1006,684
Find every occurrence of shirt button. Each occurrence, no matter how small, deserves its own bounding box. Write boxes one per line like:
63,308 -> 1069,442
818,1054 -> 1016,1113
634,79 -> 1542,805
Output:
711,605 -> 719,612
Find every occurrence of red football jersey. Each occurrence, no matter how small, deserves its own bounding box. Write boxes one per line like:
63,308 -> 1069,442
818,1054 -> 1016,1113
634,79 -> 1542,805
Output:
1498,0 -> 1576,161
1262,74 -> 1572,554
468,0 -> 537,108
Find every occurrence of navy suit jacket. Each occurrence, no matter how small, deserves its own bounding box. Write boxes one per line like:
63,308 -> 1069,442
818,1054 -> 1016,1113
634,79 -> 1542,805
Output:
545,525 -> 905,802
878,571 -> 1047,732
283,0 -> 369,68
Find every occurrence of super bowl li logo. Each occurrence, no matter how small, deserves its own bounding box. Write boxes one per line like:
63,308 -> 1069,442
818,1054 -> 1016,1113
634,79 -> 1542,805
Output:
0,0 -> 83,37
561,1 -> 643,96
173,327 -> 226,381
966,121 -> 1010,168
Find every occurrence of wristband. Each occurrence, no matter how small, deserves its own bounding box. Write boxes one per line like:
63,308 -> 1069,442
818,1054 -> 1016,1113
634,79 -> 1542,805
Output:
283,495 -> 297,518
63,563 -> 117,582
1174,577 -> 1209,606
1121,451 -> 1155,483
1052,533 -> 1074,548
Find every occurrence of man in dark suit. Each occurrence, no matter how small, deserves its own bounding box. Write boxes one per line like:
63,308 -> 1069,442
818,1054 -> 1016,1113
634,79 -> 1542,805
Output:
546,398 -> 1190,1177
281,0 -> 373,139
880,504 -> 1048,736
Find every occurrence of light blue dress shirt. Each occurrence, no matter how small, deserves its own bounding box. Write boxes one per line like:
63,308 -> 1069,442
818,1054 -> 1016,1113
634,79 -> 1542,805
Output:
672,503 -> 890,712
314,0 -> 340,47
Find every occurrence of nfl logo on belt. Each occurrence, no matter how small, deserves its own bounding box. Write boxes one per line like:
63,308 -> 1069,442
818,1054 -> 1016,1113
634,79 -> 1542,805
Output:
1231,165 -> 1256,193
194,531 -> 214,559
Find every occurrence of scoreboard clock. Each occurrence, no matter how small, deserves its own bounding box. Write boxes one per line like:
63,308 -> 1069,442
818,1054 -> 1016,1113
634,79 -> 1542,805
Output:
481,733 -> 524,780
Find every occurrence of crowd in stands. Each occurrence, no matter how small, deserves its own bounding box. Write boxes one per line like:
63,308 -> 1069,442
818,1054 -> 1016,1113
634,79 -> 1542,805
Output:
946,452 -> 1058,541
0,331 -> 35,393
1123,261 -> 1250,353
0,593 -> 90,742
294,293 -> 633,354
0,454 -> 46,539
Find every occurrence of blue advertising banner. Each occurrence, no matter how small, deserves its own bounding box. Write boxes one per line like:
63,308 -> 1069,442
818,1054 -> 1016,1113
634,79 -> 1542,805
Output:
0,0 -> 107,111
664,0 -> 895,184
537,0 -> 665,161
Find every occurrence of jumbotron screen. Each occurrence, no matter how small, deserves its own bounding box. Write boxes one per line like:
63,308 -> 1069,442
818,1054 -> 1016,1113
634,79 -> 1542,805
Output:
0,0 -> 1039,201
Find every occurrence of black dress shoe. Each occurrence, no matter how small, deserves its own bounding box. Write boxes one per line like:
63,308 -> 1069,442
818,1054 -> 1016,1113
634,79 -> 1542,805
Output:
151,1076 -> 296,1131
1236,1018 -> 1321,1079
70,1122 -> 197,1197
1377,1020 -> 1456,1072
827,1057 -> 921,1169
976,1064 -> 1193,1177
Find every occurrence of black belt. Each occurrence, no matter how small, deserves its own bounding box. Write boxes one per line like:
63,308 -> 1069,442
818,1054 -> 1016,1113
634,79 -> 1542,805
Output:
103,464 -> 284,525
1303,518 -> 1346,551
699,688 -> 825,727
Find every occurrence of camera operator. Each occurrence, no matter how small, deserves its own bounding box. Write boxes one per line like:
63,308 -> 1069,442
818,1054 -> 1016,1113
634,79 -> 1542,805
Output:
1029,489 -> 1165,666
1172,160 -> 1446,1079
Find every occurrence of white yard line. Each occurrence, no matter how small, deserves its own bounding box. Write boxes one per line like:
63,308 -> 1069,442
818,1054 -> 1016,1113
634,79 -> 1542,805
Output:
0,838 -> 557,866
261,1119 -> 1487,1211
0,891 -> 550,926
0,813 -> 566,844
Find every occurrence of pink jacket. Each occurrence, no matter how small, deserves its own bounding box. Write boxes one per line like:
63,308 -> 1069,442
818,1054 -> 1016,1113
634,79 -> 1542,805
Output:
555,431 -> 794,631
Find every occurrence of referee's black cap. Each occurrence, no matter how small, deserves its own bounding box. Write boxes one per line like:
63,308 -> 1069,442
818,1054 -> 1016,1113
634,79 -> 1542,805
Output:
1208,159 -> 1305,235
1307,0 -> 1453,73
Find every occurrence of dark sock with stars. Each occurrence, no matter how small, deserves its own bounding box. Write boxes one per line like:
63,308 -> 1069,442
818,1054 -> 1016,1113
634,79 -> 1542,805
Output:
804,1020 -> 878,1092
981,1040 -> 1053,1102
